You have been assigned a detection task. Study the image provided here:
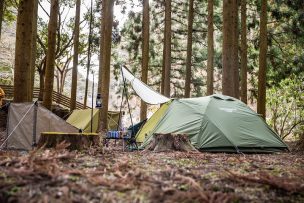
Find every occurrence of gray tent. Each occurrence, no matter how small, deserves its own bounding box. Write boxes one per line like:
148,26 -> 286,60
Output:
3,102 -> 78,150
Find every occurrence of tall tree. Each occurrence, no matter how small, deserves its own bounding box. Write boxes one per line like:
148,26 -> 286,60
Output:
240,0 -> 247,103
0,0 -> 4,39
99,0 -> 114,131
184,0 -> 194,98
232,0 -> 239,98
161,33 -> 166,95
222,0 -> 238,98
257,0 -> 268,118
140,0 -> 149,121
84,0 -> 93,109
70,0 -> 81,111
29,0 -> 38,101
97,0 -> 105,97
43,0 -> 59,110
13,0 -> 35,102
206,0 -> 214,95
163,0 -> 171,97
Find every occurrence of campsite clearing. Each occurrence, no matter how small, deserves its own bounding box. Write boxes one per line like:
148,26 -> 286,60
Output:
0,145 -> 303,203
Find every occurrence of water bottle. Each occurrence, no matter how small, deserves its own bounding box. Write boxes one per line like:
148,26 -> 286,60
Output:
115,131 -> 118,138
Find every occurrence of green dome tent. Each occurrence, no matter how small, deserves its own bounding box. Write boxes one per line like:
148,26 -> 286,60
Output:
137,94 -> 288,153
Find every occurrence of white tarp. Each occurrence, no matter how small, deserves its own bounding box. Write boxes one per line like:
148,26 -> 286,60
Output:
121,66 -> 170,105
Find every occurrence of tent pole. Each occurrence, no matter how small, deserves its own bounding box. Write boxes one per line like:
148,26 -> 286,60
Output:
117,81 -> 125,131
91,71 -> 94,133
32,101 -> 38,148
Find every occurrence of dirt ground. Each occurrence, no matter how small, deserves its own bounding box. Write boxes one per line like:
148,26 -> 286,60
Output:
0,141 -> 303,203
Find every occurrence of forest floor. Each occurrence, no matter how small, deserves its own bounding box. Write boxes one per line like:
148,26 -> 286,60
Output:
0,139 -> 304,203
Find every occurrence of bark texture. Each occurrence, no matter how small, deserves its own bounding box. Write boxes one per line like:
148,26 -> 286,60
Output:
240,0 -> 248,104
222,0 -> 239,98
99,0 -> 114,131
163,0 -> 171,97
206,0 -> 214,96
29,0 -> 38,102
70,0 -> 81,111
84,0 -> 94,109
145,133 -> 197,152
140,0 -> 149,121
232,0 -> 239,99
14,0 -> 35,102
97,0 -> 104,96
257,0 -> 268,119
43,0 -> 59,110
38,61 -> 46,101
38,132 -> 98,150
184,0 -> 194,98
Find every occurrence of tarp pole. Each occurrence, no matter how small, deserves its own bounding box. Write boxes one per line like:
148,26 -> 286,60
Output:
121,66 -> 135,136
91,71 -> 94,133
32,101 -> 38,148
117,82 -> 125,131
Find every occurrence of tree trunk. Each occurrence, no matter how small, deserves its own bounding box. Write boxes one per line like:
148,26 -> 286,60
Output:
13,0 -> 35,103
97,0 -> 105,132
97,0 -> 104,96
38,65 -> 45,101
70,0 -> 81,111
56,70 -> 60,93
29,0 -> 38,102
84,0 -> 94,109
39,74 -> 45,100
222,0 -> 238,98
38,132 -> 98,150
140,0 -> 150,121
60,70 -> 65,94
99,0 -> 114,131
0,0 -> 4,39
145,133 -> 197,152
240,0 -> 248,104
257,0 -> 267,119
232,0 -> 239,99
163,0 -> 171,97
206,0 -> 214,96
184,0 -> 194,98
161,33 -> 166,95
43,0 -> 59,110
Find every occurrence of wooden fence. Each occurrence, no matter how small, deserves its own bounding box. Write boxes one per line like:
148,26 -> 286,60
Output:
0,84 -> 89,109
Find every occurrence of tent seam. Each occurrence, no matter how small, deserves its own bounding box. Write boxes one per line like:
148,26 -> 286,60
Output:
203,114 -> 240,152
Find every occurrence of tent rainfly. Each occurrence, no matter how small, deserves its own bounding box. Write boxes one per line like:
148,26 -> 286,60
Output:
137,94 -> 288,153
3,102 -> 78,150
66,109 -> 121,133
